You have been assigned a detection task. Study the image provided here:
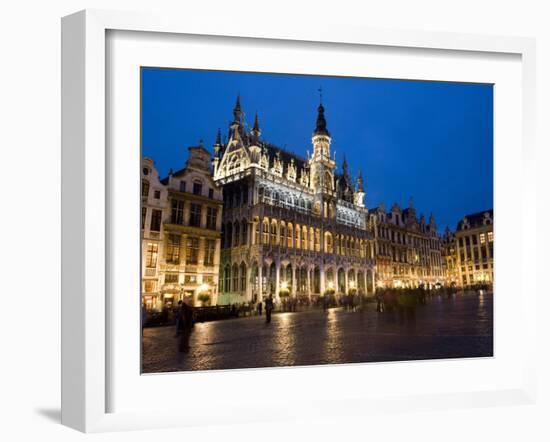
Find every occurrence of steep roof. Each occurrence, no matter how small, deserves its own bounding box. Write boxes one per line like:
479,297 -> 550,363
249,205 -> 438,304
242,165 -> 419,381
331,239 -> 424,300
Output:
456,209 -> 494,230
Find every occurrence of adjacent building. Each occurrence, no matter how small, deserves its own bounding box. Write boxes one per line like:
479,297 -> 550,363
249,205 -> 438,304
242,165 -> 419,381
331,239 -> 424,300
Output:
141,145 -> 223,311
212,97 -> 376,305
369,200 -> 445,289
453,210 -> 494,287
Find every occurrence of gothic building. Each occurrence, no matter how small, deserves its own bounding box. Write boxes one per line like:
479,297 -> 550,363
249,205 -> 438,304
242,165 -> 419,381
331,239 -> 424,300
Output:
213,97 -> 376,305
369,199 -> 445,289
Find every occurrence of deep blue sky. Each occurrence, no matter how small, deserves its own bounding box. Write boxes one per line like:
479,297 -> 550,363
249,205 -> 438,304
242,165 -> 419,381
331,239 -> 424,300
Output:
142,68 -> 493,232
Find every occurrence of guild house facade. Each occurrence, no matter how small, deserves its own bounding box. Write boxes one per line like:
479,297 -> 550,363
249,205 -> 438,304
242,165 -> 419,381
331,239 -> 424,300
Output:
141,145 -> 223,311
369,200 -> 445,289
213,97 -> 376,305
453,210 -> 494,287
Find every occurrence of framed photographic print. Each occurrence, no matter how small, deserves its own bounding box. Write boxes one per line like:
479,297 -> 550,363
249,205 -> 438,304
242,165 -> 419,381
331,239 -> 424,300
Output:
61,9 -> 537,432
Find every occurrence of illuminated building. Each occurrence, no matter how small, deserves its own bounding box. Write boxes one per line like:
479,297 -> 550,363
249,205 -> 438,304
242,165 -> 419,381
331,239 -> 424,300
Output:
141,145 -> 223,310
453,210 -> 494,288
369,199 -> 445,289
212,96 -> 376,305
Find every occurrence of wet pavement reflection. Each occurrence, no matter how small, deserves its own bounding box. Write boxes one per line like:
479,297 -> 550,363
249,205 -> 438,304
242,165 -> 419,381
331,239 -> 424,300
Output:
142,292 -> 493,373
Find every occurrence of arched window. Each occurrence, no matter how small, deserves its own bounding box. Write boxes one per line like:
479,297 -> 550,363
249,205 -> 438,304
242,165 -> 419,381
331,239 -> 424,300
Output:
302,226 -> 307,249
255,221 -> 260,245
233,221 -> 240,247
240,263 -> 247,292
309,227 -> 314,251
324,232 -> 333,254
280,221 -> 286,247
224,264 -> 231,293
314,228 -> 321,252
241,220 -> 248,246
287,223 -> 293,248
262,218 -> 269,244
271,220 -> 278,244
232,263 -> 239,292
225,223 -> 233,249
295,224 -> 301,249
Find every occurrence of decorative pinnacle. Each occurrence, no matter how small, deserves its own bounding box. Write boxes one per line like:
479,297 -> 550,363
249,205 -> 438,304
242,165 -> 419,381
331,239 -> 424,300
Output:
252,112 -> 261,134
233,94 -> 242,122
215,128 -> 221,145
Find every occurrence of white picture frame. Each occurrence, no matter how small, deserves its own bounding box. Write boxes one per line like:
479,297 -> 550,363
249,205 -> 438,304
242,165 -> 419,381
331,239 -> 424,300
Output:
61,9 -> 537,433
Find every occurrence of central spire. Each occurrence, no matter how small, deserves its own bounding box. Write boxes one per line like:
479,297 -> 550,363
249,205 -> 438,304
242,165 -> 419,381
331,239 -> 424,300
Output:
314,103 -> 330,136
233,95 -> 242,123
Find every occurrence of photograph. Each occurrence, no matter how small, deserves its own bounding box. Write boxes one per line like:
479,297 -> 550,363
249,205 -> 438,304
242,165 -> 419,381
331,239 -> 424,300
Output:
140,68 -> 494,373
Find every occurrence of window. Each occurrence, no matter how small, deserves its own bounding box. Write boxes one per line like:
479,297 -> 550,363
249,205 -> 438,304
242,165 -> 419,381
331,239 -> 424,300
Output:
204,239 -> 216,266
206,207 -> 217,230
480,233 -> 486,244
142,167 -> 149,176
166,234 -> 180,264
179,181 -> 186,192
144,280 -> 156,293
141,180 -> 150,197
171,200 -> 184,225
208,188 -> 214,199
145,243 -> 158,268
186,237 -> 199,264
472,234 -> 478,245
189,204 -> 202,227
165,273 -> 179,283
150,209 -> 162,232
193,180 -> 203,196
271,221 -> 277,244
141,207 -> 146,229
240,263 -> 247,292
241,222 -> 248,246
184,274 -> 197,284
488,231 -> 494,242
287,223 -> 293,248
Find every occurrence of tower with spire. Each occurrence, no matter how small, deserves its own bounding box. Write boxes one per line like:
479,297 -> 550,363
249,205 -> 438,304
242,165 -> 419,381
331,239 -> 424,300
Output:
308,89 -> 336,218
353,169 -> 365,207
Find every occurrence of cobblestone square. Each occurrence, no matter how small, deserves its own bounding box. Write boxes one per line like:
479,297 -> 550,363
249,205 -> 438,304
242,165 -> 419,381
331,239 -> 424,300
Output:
142,291 -> 493,373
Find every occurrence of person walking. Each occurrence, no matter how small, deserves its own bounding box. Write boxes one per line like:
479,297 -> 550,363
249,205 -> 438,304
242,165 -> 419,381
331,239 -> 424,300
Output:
257,300 -> 263,316
174,300 -> 184,337
265,295 -> 274,323
178,300 -> 194,353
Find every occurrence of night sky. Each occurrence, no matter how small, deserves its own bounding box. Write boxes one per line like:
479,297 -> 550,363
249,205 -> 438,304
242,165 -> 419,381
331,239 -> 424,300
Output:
141,68 -> 493,232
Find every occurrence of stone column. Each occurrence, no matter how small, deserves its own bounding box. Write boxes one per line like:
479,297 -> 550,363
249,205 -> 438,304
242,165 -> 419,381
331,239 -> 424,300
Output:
306,267 -> 311,300
275,260 -> 281,303
344,269 -> 349,294
258,264 -> 263,301
200,204 -> 207,228
320,263 -> 325,296
291,264 -> 297,297
246,265 -> 253,302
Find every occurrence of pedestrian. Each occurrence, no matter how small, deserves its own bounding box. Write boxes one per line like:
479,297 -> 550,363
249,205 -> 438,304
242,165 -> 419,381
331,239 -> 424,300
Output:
178,300 -> 194,353
265,295 -> 274,323
257,300 -> 263,316
174,300 -> 183,337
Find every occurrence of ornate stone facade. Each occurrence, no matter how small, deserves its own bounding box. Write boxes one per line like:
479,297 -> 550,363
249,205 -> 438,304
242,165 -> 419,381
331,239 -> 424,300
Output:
369,199 -> 445,289
141,145 -> 223,310
213,97 -> 376,305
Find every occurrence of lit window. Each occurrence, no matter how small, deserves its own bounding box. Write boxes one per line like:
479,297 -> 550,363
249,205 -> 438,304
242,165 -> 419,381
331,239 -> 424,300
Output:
145,243 -> 158,268
488,232 -> 493,242
480,233 -> 486,244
